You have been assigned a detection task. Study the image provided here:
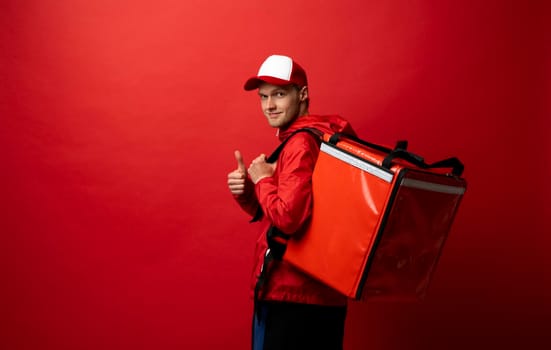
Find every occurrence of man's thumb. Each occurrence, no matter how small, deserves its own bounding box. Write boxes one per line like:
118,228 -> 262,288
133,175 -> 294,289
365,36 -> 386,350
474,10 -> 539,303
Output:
234,150 -> 246,172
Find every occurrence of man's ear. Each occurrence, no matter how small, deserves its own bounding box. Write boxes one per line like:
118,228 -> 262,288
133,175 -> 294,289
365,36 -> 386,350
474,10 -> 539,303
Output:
299,86 -> 309,102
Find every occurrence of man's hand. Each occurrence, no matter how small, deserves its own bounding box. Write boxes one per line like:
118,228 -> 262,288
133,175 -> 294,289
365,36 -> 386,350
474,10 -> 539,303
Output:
248,154 -> 276,184
227,150 -> 247,195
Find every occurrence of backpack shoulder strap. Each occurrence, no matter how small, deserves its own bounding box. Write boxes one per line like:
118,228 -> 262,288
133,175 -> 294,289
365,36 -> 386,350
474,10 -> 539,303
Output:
250,127 -> 322,223
265,127 -> 323,163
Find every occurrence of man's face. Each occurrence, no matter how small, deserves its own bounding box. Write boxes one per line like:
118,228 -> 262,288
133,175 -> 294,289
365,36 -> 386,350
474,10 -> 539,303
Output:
258,83 -> 307,128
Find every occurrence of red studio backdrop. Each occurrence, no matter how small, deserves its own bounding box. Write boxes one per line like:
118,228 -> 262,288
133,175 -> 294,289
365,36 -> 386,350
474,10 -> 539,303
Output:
1,1 -> 549,349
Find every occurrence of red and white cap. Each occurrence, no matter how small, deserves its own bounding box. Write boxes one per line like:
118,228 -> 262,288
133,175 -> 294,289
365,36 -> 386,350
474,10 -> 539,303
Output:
244,55 -> 308,91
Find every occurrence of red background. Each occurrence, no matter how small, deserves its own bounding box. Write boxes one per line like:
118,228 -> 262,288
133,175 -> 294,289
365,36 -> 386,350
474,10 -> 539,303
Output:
1,1 -> 549,349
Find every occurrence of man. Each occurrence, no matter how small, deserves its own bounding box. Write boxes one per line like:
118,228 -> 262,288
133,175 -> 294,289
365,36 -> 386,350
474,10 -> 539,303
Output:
227,55 -> 356,350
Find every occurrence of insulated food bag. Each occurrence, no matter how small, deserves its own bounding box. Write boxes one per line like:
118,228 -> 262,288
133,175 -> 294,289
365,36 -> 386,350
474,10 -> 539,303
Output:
282,131 -> 467,301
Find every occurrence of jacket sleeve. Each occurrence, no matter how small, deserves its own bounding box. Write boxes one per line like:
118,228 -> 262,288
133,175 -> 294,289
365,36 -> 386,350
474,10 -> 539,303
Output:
254,133 -> 320,234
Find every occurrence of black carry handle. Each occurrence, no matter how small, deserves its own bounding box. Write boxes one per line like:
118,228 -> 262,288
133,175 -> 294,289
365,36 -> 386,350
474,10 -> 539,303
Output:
382,150 -> 464,177
330,132 -> 463,177
328,132 -> 408,154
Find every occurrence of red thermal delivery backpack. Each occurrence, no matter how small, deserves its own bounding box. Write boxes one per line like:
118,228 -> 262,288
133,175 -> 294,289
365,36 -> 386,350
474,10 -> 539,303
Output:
262,128 -> 467,301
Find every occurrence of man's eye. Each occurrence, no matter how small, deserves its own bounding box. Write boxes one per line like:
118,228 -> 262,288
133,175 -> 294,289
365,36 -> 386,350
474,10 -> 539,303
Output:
276,92 -> 285,97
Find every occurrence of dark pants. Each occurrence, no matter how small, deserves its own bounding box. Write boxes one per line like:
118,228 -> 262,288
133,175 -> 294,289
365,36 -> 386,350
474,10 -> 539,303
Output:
252,301 -> 347,350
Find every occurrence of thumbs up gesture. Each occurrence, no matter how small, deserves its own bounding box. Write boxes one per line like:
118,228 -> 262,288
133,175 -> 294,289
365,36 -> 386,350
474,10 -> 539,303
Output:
227,150 -> 248,195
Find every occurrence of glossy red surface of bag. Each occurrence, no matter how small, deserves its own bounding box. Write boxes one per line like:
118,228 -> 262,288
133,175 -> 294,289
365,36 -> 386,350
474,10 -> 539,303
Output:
283,134 -> 467,301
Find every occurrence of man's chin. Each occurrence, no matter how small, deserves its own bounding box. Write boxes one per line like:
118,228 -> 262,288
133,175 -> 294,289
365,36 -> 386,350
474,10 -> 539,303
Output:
267,119 -> 283,128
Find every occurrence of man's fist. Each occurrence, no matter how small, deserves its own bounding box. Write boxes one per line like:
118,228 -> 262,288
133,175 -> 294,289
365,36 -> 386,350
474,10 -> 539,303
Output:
248,154 -> 276,184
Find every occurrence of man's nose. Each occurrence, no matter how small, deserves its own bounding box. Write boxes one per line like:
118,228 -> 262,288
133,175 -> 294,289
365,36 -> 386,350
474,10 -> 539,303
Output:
266,96 -> 276,109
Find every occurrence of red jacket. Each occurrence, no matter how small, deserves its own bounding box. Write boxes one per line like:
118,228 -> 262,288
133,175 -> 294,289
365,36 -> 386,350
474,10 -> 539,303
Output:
234,114 -> 356,305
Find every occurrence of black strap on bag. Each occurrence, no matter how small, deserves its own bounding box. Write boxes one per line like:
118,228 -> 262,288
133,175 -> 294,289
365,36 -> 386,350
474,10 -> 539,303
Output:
328,132 -> 409,154
329,132 -> 464,177
382,150 -> 464,176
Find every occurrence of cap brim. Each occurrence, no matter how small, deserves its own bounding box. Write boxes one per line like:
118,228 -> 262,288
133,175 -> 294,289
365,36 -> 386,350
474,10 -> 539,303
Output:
243,76 -> 294,91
